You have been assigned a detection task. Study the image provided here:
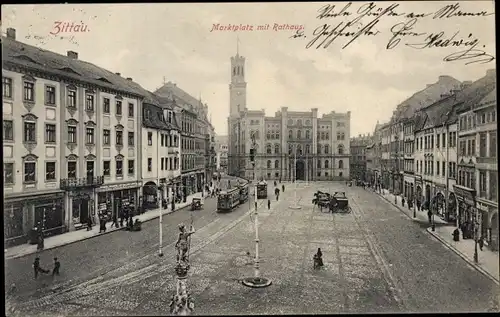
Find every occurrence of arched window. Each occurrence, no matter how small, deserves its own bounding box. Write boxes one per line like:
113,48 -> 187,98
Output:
325,132 -> 329,140
317,160 -> 321,168
336,132 -> 341,140
297,119 -> 302,126
324,145 -> 329,154
341,132 -> 345,140
274,160 -> 279,169
267,160 -> 271,168
289,130 -> 293,139
296,144 -> 302,155
339,160 -> 344,169
338,144 -> 344,154
325,160 -> 329,168
288,119 -> 293,125
276,131 -> 280,139
275,144 -> 280,154
317,144 -> 322,154
267,132 -> 271,140
306,130 -> 310,139
321,132 -> 325,140
297,130 -> 302,139
306,144 -> 311,154
266,144 -> 272,154
288,144 -> 293,154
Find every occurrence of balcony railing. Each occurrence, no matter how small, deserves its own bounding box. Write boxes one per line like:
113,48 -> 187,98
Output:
60,176 -> 105,190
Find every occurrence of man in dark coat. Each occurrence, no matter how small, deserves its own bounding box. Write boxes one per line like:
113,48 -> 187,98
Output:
33,257 -> 49,279
52,257 -> 61,276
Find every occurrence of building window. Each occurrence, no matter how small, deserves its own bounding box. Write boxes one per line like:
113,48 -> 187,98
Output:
479,132 -> 487,157
86,94 -> 95,111
479,170 -> 487,198
86,127 -> 95,144
128,103 -> 134,117
267,160 -> 271,168
23,81 -> 35,101
116,159 -> 123,177
442,161 -> 445,177
24,162 -> 36,183
67,161 -> 77,179
45,162 -> 56,181
128,132 -> 134,146
297,130 -> 302,139
128,160 -> 135,175
489,131 -> 497,157
116,101 -> 122,115
148,158 -> 152,172
275,144 -> 280,154
116,130 -> 123,145
3,120 -> 13,140
339,160 -> 343,169
288,130 -> 293,139
24,121 -> 36,142
306,144 -> 311,154
45,124 -> 56,143
67,90 -> 76,108
317,160 -> 321,168
103,160 -> 110,176
45,86 -> 56,105
103,129 -> 110,145
103,98 -> 110,113
317,172 -> 321,177
436,161 -> 440,176
325,160 -> 329,168
490,172 -> 498,202
4,163 -> 14,184
67,125 -> 77,143
148,132 -> 153,146
337,144 -> 344,155
3,77 -> 13,98
274,160 -> 279,169
266,144 -> 272,154
324,145 -> 329,154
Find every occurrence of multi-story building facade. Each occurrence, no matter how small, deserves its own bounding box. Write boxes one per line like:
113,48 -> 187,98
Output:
2,28 -> 152,245
227,51 -> 351,181
155,83 -> 214,200
366,121 -> 384,186
455,69 -> 497,250
380,75 -> 462,195
215,135 -> 228,172
350,134 -> 372,181
140,94 -> 181,209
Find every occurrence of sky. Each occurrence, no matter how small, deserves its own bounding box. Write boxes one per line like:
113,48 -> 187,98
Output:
2,2 -> 496,137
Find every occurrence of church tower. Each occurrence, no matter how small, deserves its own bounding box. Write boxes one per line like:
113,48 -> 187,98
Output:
229,48 -> 247,118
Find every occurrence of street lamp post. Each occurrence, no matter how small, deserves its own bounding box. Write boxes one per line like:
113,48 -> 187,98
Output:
242,133 -> 271,288
473,197 -> 479,263
289,151 -> 302,210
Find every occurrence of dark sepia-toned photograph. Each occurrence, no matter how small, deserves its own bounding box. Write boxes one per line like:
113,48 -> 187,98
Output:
2,1 -> 498,316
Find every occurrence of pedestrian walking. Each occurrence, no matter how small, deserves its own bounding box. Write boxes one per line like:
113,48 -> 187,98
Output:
119,211 -> 124,228
402,197 -> 405,207
110,213 -> 118,228
427,210 -> 432,224
33,257 -> 49,279
86,217 -> 93,231
52,257 -> 61,277
479,236 -> 484,251
267,199 -> 271,210
282,184 -> 285,193
416,200 -> 421,211
36,224 -> 44,251
99,215 -> 107,233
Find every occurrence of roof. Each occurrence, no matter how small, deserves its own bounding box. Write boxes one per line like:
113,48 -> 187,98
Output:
415,71 -> 496,130
2,36 -> 157,103
142,103 -> 178,131
475,87 -> 496,108
155,82 -> 208,119
391,75 -> 462,123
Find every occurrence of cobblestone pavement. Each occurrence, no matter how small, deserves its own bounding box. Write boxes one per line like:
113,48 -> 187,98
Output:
10,182 -> 499,316
5,176 -> 242,306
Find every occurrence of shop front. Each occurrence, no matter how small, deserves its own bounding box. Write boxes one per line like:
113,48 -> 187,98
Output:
4,191 -> 65,247
489,210 -> 498,251
415,176 -> 423,205
97,182 -> 140,218
453,184 -> 476,238
447,192 -> 458,224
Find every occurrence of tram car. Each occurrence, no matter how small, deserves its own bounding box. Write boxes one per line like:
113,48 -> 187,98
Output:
238,183 -> 249,203
217,182 -> 250,212
256,181 -> 268,199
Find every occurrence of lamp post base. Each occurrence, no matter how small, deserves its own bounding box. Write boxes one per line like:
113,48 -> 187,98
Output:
241,277 -> 272,288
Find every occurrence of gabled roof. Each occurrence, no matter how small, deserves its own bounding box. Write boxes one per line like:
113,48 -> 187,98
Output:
391,76 -> 462,123
415,70 -> 496,130
2,36 -> 155,100
142,103 -> 178,131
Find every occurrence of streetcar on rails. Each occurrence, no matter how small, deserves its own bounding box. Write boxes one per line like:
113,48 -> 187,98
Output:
217,182 -> 250,212
256,181 -> 268,199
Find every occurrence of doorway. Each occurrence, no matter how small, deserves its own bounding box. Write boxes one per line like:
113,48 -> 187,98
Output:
296,160 -> 305,180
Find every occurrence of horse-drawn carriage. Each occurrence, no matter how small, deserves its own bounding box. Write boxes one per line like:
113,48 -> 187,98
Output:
312,191 -> 351,213
191,198 -> 203,211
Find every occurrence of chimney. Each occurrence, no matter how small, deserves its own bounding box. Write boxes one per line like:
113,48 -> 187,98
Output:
6,28 -> 16,40
126,77 -> 132,81
115,72 -> 121,76
461,81 -> 472,90
438,75 -> 450,81
486,69 -> 496,76
67,51 -> 78,59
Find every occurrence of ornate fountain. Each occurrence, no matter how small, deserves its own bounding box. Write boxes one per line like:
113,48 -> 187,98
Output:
169,223 -> 196,315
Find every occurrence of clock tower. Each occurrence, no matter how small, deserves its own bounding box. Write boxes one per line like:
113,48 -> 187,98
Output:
229,51 -> 247,118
